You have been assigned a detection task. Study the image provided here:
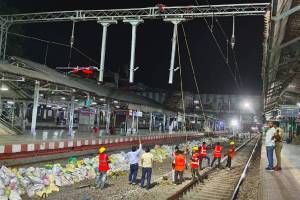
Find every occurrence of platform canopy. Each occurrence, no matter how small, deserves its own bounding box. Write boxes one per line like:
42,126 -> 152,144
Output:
0,56 -> 174,114
262,0 -> 300,112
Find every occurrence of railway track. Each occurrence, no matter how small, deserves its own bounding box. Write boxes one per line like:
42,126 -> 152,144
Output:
167,135 -> 260,200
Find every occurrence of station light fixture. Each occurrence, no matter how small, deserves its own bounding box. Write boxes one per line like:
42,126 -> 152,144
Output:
7,100 -> 14,105
61,97 -> 66,100
91,102 -> 97,105
113,100 -> 118,104
115,105 -> 120,109
0,84 -> 8,91
195,106 -> 200,109
99,98 -> 105,102
193,100 -> 199,104
74,99 -> 79,102
297,102 -> 300,108
230,119 -> 239,127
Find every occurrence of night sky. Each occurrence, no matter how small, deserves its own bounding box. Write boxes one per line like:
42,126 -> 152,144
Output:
2,0 -> 268,95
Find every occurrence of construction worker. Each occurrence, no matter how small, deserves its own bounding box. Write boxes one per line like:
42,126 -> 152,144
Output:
127,139 -> 142,185
190,146 -> 201,180
96,147 -> 110,189
174,150 -> 186,184
225,141 -> 235,169
172,146 -> 179,182
199,142 -> 210,169
211,142 -> 223,168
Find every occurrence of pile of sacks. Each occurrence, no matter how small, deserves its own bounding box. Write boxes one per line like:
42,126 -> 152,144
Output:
0,138 -> 226,199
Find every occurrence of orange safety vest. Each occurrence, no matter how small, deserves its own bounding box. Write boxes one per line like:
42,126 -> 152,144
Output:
213,145 -> 222,158
199,145 -> 207,157
190,153 -> 199,169
99,153 -> 110,172
228,147 -> 235,158
175,154 -> 186,171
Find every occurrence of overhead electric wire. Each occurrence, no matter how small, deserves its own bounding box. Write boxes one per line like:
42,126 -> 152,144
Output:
181,24 -> 207,124
194,0 -> 241,90
1,27 -> 100,66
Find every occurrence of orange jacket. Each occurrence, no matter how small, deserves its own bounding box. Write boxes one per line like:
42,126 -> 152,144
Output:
175,154 -> 186,171
228,147 -> 235,158
199,145 -> 207,157
213,145 -> 222,158
99,153 -> 110,172
190,153 -> 199,169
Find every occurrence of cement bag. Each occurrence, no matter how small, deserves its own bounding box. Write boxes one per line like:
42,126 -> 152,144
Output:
0,196 -> 8,200
0,189 -> 4,196
1,167 -> 15,178
0,179 -> 4,189
9,190 -> 21,200
54,176 -> 62,187
26,184 -> 44,197
19,177 -> 31,188
28,176 -> 43,184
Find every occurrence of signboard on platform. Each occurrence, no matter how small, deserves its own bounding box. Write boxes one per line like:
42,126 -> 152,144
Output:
279,105 -> 299,117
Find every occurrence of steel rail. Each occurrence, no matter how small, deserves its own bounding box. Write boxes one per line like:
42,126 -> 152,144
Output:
0,3 -> 269,24
166,136 -> 256,200
230,135 -> 261,200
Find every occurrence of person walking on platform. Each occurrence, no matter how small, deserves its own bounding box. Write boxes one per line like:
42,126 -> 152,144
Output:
225,141 -> 235,170
265,120 -> 276,171
273,122 -> 283,171
174,150 -> 186,184
127,139 -> 142,185
96,147 -> 110,189
211,142 -> 223,168
199,142 -> 210,169
190,146 -> 201,180
140,147 -> 154,189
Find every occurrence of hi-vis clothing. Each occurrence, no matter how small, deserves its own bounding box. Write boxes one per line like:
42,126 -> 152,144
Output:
99,153 -> 110,172
199,145 -> 207,157
213,145 -> 222,158
190,153 -> 200,169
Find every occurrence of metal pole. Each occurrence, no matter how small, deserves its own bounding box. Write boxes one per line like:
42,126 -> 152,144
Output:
2,25 -> 9,60
136,115 -> 139,135
131,111 -> 135,135
106,104 -> 111,134
0,24 -> 3,60
98,20 -> 117,82
68,96 -> 75,136
164,19 -> 185,84
31,81 -> 40,135
124,19 -> 143,83
163,114 -> 166,132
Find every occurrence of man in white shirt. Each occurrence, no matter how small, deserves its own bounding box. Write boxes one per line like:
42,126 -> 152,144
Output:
127,139 -> 142,184
265,121 -> 276,171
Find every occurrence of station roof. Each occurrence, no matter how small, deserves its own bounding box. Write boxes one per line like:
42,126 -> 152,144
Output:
0,57 -> 173,113
262,0 -> 300,112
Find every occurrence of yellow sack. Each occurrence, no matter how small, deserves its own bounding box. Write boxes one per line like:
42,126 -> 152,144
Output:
76,160 -> 84,167
65,164 -> 75,172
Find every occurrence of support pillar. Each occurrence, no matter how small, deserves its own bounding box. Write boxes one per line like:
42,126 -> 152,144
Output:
131,111 -> 135,135
98,20 -> 117,82
164,19 -> 185,84
105,104 -> 111,134
163,114 -> 166,132
136,115 -> 139,135
21,102 -> 27,131
68,96 -> 75,136
0,23 -> 10,61
31,81 -> 40,135
149,112 -> 152,134
124,19 -> 144,83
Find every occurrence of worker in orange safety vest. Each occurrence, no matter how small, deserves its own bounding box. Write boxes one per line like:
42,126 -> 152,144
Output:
211,142 -> 223,168
96,147 -> 111,189
190,146 -> 201,180
199,142 -> 210,169
174,150 -> 186,184
172,146 -> 179,182
225,141 -> 235,170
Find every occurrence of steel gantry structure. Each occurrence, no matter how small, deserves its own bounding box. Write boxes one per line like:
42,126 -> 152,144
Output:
0,3 -> 269,83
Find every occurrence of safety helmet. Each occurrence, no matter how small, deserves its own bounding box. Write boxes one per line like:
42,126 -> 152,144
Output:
99,147 -> 106,153
192,146 -> 198,151
230,141 -> 235,145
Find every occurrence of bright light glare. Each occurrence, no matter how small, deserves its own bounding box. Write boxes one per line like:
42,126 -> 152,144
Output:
230,119 -> 239,127
194,100 -> 199,104
7,101 -> 14,105
0,85 -> 8,91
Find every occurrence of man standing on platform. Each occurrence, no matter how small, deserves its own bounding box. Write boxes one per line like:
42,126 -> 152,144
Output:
273,122 -> 283,171
140,147 -> 154,189
265,120 -> 276,171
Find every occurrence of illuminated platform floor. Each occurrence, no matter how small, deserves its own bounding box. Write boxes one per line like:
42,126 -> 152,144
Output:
261,141 -> 300,200
0,129 -> 182,144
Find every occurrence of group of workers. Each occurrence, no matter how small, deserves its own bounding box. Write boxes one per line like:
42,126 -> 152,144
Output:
172,141 -> 235,184
95,139 -> 235,189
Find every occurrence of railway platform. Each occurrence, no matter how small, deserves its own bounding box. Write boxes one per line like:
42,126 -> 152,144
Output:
261,142 -> 300,200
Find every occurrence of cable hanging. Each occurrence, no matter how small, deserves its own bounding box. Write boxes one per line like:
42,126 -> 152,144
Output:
181,24 -> 208,128
68,21 -> 76,67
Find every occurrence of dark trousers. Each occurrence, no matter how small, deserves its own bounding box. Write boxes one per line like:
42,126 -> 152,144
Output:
199,156 -> 210,168
191,168 -> 201,180
211,157 -> 221,167
226,157 -> 232,168
140,167 -> 152,188
129,163 -> 139,184
175,171 -> 184,184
